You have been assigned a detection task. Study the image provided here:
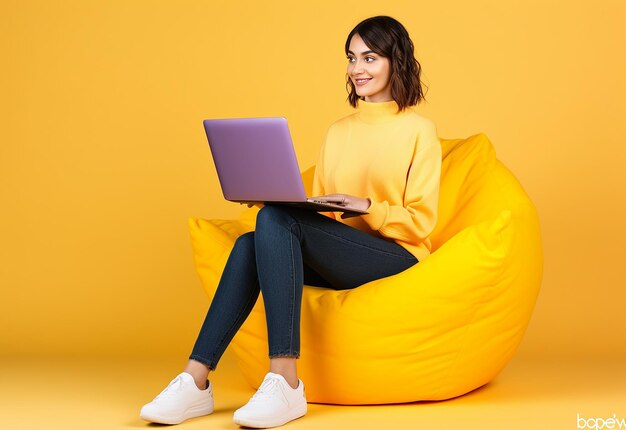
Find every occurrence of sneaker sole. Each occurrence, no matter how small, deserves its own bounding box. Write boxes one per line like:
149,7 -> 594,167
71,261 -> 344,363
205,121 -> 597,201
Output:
140,403 -> 214,425
233,404 -> 307,428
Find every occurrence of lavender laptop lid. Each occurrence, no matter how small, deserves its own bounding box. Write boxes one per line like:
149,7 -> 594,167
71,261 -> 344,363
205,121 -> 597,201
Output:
203,117 -> 368,215
203,117 -> 309,203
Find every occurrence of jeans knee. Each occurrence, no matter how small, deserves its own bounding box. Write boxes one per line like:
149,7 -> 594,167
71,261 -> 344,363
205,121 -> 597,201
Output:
256,206 -> 304,243
256,205 -> 290,230
233,231 -> 255,251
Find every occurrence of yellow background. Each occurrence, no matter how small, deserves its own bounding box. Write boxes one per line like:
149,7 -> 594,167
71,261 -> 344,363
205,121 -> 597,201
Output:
1,0 -> 625,429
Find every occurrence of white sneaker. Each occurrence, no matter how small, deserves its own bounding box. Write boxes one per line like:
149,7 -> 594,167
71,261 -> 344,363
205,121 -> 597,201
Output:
140,372 -> 214,424
233,372 -> 307,428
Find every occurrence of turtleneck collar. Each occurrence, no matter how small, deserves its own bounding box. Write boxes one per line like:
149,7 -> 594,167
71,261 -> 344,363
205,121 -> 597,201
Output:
356,99 -> 405,124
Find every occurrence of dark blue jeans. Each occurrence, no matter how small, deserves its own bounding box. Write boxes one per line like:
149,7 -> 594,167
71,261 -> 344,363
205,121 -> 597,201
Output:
189,205 -> 418,370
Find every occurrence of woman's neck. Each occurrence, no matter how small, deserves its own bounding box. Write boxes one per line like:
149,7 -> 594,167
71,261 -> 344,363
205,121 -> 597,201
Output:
357,99 -> 405,124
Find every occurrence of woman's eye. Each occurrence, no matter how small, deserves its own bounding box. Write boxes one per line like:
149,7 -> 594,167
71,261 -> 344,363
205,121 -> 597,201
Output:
347,57 -> 355,63
365,56 -> 375,63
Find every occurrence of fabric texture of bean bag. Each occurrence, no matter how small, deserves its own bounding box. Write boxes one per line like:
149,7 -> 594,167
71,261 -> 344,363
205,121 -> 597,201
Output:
188,133 -> 543,404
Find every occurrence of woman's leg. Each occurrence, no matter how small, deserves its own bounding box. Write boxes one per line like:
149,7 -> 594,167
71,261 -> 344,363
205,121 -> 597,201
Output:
253,205 -> 418,384
183,360 -> 212,390
187,205 -> 417,388
141,232 -> 263,425
186,231 -> 261,386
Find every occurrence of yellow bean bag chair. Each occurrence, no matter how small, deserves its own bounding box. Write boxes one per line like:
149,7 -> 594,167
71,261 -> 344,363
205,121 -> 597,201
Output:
188,133 -> 543,404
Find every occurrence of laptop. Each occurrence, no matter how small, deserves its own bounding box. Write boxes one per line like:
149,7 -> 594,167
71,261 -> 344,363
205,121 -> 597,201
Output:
203,117 -> 368,215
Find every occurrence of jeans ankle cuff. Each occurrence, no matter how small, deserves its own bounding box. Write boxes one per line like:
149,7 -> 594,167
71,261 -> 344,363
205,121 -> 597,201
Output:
189,354 -> 217,371
269,353 -> 300,359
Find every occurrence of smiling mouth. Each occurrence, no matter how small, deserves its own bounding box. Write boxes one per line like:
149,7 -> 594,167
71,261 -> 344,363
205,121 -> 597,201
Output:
354,78 -> 372,86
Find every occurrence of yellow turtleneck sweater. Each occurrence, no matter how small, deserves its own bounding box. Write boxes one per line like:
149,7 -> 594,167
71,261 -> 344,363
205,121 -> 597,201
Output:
312,100 -> 441,261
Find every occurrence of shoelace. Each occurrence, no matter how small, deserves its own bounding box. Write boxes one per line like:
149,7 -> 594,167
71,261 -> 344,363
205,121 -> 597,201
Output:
250,377 -> 287,404
154,375 -> 183,401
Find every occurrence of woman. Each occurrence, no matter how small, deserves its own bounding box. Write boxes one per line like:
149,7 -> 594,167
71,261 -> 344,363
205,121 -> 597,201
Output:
140,15 -> 441,428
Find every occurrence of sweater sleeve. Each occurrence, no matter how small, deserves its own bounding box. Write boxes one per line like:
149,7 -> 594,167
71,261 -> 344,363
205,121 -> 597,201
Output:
361,120 -> 441,243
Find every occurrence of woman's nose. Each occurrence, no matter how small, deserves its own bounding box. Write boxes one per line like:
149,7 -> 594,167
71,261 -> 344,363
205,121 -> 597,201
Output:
352,60 -> 364,75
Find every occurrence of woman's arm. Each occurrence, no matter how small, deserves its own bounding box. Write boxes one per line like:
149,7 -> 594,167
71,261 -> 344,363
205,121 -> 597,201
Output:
311,194 -> 371,216
362,120 -> 441,243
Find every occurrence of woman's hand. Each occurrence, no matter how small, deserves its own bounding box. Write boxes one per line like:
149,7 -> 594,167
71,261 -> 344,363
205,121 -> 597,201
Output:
245,203 -> 265,209
311,194 -> 371,212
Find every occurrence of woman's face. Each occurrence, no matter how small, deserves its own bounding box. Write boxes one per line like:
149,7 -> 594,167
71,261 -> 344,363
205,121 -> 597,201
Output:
347,34 -> 392,103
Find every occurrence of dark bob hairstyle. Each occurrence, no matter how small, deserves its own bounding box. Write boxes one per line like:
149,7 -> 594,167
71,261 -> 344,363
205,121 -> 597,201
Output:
345,16 -> 426,110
